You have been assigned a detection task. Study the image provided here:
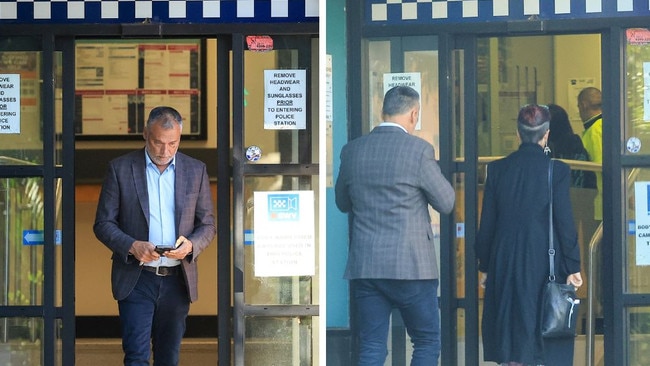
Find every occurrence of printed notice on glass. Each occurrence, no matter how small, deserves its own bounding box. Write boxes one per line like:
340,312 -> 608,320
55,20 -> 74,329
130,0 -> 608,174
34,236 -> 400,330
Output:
253,191 -> 315,277
634,182 -> 650,265
383,72 -> 422,130
264,69 -> 306,130
0,74 -> 20,134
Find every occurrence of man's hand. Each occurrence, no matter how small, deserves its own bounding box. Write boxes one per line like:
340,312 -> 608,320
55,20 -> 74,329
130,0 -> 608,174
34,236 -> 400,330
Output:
164,236 -> 193,260
129,240 -> 159,263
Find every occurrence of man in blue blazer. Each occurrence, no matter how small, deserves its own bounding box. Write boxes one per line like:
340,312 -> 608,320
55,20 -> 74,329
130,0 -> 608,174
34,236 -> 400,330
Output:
335,86 -> 455,365
94,106 -> 215,366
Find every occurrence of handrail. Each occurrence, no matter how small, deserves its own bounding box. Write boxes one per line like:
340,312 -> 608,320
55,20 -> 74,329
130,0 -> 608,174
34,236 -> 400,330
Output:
583,165 -> 637,366
476,156 -> 602,172
586,222 -> 603,366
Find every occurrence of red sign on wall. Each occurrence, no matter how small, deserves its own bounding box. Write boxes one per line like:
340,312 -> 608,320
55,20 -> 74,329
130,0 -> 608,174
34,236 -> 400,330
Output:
246,36 -> 274,52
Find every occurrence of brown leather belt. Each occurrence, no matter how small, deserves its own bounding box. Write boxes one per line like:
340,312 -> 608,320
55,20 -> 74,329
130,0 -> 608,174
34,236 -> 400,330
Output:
142,265 -> 180,276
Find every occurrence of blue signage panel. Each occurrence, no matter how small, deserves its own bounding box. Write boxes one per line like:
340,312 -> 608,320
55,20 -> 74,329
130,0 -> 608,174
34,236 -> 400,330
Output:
23,230 -> 44,245
23,229 -> 62,245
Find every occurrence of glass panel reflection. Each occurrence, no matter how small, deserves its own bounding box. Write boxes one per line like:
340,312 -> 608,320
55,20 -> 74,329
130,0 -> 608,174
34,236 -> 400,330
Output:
452,48 -> 465,160
0,317 -> 43,362
405,49 -> 440,155
628,307 -> 650,365
456,308 -> 466,364
624,28 -> 650,156
366,40 -> 390,134
0,177 -> 44,306
245,316 -> 313,366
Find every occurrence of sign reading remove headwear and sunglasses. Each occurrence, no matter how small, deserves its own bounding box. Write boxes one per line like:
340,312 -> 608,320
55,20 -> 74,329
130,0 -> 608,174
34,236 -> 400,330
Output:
264,69 -> 307,130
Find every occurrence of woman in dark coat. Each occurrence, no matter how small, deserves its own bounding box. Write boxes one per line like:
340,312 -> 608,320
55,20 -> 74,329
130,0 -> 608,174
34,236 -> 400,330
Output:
476,104 -> 583,366
547,103 -> 597,189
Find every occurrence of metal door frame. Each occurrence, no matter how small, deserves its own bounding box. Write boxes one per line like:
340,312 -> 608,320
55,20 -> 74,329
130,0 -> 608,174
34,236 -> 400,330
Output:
347,8 -> 650,364
230,33 -> 320,366
0,23 -> 318,366
0,33 -> 77,366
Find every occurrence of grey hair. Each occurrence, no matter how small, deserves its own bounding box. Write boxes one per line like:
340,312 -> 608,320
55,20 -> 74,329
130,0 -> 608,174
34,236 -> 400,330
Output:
382,86 -> 420,117
517,104 -> 551,143
146,106 -> 183,130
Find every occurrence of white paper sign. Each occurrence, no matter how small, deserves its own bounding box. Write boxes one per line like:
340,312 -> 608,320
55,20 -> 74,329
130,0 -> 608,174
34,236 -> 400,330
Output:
383,72 -> 422,130
0,74 -> 21,134
643,62 -> 650,122
253,191 -> 315,277
634,182 -> 650,265
264,69 -> 306,130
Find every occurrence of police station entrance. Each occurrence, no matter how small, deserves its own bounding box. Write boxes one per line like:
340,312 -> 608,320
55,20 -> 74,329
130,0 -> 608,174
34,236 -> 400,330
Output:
0,23 -> 319,366
349,21 -> 650,364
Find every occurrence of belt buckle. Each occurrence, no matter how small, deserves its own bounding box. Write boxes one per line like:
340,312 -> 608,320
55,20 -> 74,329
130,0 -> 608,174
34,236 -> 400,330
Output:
155,266 -> 165,276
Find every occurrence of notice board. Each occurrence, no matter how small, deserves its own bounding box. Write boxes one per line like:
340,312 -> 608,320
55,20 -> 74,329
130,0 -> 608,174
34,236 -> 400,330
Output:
74,39 -> 206,140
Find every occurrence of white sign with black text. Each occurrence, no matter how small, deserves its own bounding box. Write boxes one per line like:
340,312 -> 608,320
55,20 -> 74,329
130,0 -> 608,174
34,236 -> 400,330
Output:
0,74 -> 20,134
264,69 -> 306,130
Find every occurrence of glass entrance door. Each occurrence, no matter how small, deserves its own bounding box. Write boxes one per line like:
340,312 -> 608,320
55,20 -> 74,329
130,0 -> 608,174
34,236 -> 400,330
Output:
620,27 -> 650,366
231,34 -> 320,365
0,35 -> 75,366
361,35 -> 450,365
453,33 -> 605,365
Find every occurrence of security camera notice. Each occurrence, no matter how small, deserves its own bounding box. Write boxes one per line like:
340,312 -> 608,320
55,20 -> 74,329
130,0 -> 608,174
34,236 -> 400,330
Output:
0,74 -> 20,134
264,69 -> 306,130
253,191 -> 315,277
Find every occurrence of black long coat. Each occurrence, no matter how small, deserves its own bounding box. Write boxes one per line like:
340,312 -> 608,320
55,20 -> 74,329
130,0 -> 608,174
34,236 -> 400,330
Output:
476,143 -> 581,365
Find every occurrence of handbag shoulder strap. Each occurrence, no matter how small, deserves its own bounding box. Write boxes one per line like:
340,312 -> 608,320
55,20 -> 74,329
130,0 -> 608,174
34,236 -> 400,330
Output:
548,159 -> 556,282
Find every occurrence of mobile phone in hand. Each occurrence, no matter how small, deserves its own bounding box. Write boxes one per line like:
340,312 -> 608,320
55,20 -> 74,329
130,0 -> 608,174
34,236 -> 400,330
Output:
154,246 -> 174,255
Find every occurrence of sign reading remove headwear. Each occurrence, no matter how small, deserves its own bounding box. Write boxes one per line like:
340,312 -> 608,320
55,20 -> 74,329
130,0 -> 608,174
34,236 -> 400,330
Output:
264,69 -> 306,130
0,74 -> 20,134
253,190 -> 315,277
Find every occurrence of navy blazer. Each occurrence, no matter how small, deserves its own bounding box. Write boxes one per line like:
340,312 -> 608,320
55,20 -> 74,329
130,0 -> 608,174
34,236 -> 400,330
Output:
94,149 -> 216,302
335,126 -> 455,280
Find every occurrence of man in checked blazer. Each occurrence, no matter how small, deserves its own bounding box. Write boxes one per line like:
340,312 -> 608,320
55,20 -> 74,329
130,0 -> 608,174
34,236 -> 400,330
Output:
94,106 -> 215,366
335,86 -> 455,365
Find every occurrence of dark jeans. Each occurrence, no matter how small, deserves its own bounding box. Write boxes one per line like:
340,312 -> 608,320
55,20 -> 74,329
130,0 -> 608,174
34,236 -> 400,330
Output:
118,269 -> 190,366
352,279 -> 440,366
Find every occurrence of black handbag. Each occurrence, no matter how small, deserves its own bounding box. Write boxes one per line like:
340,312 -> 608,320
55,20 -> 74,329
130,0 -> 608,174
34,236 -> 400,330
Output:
540,160 -> 581,338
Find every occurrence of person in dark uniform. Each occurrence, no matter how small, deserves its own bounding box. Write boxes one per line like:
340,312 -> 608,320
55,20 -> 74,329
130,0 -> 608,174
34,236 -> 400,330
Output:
476,104 -> 583,366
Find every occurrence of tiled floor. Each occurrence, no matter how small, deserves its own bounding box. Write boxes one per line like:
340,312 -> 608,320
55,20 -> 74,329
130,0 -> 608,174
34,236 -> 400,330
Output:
76,338 -> 218,365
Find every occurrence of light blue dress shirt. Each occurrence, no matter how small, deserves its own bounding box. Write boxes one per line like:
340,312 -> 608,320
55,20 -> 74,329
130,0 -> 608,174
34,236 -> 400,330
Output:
144,151 -> 180,267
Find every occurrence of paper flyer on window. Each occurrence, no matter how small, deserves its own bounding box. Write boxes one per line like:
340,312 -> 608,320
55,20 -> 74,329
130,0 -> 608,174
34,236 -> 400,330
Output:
253,190 -> 315,277
634,182 -> 650,265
